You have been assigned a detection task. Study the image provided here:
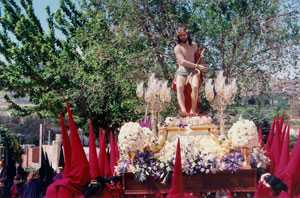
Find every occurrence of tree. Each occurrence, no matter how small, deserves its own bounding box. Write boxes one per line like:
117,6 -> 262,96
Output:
0,0 -> 299,129
189,0 -> 299,94
0,0 -> 143,129
0,125 -> 22,162
104,0 -> 299,92
0,0 -> 81,118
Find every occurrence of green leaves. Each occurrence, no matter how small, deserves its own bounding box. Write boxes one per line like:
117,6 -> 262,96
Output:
0,0 -> 298,130
0,125 -> 22,162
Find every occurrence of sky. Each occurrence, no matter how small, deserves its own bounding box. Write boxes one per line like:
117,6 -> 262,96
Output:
33,0 -> 60,31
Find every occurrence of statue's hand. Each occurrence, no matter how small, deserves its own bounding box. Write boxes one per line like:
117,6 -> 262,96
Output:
197,64 -> 208,73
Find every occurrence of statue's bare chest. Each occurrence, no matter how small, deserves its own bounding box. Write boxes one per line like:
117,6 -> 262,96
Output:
180,45 -> 196,62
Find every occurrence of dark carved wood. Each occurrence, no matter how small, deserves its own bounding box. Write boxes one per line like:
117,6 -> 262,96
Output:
122,169 -> 257,196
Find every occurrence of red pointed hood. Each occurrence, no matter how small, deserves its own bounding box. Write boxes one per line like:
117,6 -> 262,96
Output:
88,119 -> 100,180
109,130 -> 119,175
280,124 -> 288,143
276,126 -> 290,176
270,122 -> 282,173
265,118 -> 277,152
167,138 -> 184,198
227,191 -> 233,198
279,128 -> 300,196
278,116 -> 284,131
66,103 -> 90,189
254,182 -> 273,198
104,151 -> 113,177
98,128 -> 106,177
59,113 -> 72,177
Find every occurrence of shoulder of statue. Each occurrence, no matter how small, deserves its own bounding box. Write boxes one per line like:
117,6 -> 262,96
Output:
174,44 -> 182,52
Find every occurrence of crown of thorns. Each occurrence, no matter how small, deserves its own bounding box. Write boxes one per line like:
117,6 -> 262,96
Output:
176,30 -> 188,36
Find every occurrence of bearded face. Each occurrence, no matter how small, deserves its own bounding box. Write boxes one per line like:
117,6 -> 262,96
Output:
177,31 -> 188,43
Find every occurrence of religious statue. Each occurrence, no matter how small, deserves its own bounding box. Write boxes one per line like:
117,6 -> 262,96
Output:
172,25 -> 208,117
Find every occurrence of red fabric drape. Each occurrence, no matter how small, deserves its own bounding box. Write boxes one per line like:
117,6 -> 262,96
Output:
46,178 -> 84,198
172,80 -> 193,114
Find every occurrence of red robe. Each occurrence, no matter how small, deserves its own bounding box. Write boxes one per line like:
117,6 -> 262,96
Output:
46,178 -> 84,198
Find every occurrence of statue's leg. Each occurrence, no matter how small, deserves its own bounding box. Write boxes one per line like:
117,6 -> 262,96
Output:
191,71 -> 202,115
176,74 -> 188,116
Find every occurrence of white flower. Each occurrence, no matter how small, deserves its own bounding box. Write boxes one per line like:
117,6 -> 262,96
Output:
118,122 -> 155,159
227,118 -> 259,148
159,163 -> 165,168
163,116 -> 212,127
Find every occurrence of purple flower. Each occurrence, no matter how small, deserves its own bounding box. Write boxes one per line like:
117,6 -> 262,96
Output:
117,160 -> 129,174
222,151 -> 244,173
177,119 -> 188,128
139,117 -> 151,128
184,153 -> 217,175
133,151 -> 166,182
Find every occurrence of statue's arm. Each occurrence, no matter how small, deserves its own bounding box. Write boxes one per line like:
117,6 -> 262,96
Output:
174,46 -> 197,69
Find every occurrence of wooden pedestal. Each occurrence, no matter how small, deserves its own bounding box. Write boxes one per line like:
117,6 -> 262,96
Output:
122,169 -> 257,196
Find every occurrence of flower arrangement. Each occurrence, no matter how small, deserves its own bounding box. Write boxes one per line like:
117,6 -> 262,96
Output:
193,135 -> 229,157
184,152 -> 218,175
118,151 -> 170,182
220,151 -> 244,173
164,116 -> 212,127
156,136 -> 223,175
116,135 -> 266,181
116,117 -> 266,182
118,122 -> 156,158
250,147 -> 270,169
227,118 -> 259,149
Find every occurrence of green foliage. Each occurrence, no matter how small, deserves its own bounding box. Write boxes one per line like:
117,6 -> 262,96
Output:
0,0 -> 299,129
227,95 -> 290,132
0,125 -> 22,162
189,0 -> 299,93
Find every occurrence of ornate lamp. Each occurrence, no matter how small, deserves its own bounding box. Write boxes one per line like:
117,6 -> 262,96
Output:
205,71 -> 237,134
